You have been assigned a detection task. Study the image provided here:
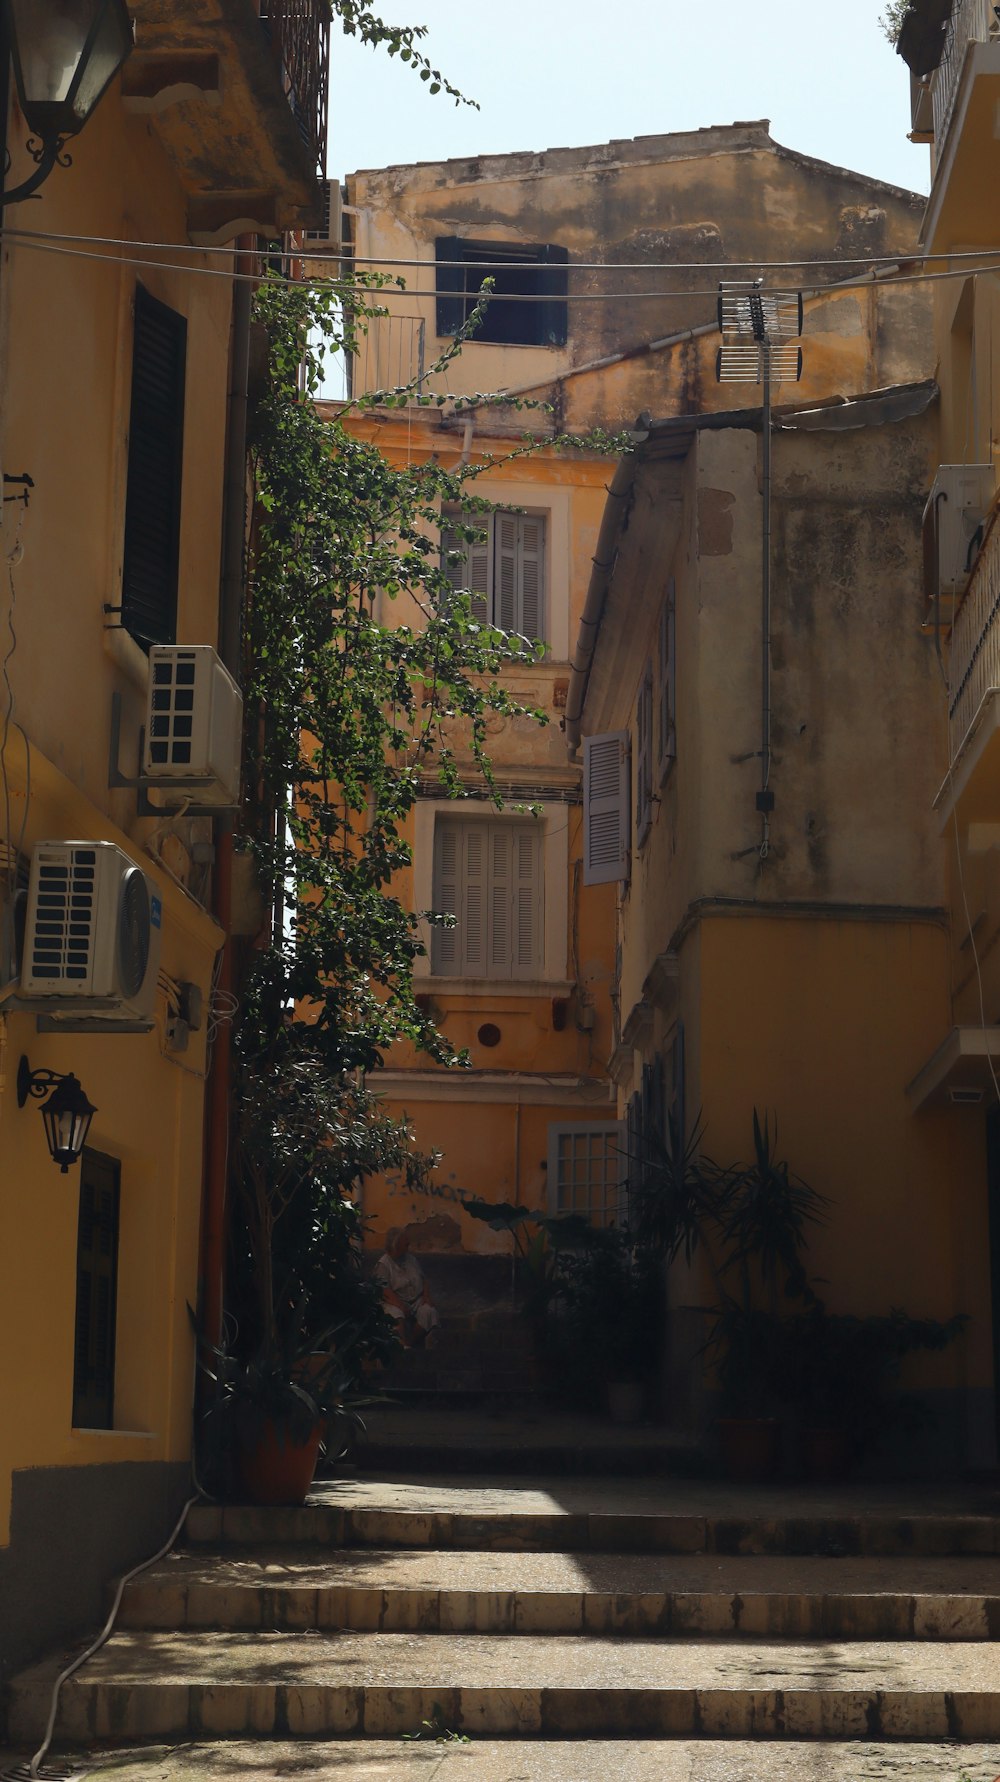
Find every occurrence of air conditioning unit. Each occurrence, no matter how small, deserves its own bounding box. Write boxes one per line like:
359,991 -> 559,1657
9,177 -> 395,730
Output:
925,464 -> 995,597
144,645 -> 242,807
302,179 -> 343,253
21,842 -> 162,1020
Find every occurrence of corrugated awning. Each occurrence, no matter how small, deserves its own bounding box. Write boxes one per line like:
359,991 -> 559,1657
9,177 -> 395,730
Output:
897,0 -> 954,76
776,379 -> 938,431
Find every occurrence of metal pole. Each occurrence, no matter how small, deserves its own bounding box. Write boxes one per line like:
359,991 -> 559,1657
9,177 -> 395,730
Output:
760,342 -> 772,860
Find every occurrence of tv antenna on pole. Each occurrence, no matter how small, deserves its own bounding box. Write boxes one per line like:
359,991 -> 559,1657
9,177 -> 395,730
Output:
716,280 -> 803,862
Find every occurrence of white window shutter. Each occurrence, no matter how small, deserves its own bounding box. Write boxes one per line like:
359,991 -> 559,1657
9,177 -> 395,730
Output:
636,663 -> 653,848
583,731 -> 630,886
441,512 -> 490,622
512,825 -> 542,975
518,515 -> 545,641
657,577 -> 676,780
461,823 -> 487,972
433,820 -> 459,972
495,513 -> 519,631
488,824 -> 512,972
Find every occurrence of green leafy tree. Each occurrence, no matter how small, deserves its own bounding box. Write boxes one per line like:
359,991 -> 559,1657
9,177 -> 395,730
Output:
226,275 -> 616,1369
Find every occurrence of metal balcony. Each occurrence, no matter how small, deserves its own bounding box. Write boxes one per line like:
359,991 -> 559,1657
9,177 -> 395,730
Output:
259,0 -> 330,181
348,315 -> 427,401
948,504 -> 1000,762
931,0 -> 997,150
124,1 -> 330,239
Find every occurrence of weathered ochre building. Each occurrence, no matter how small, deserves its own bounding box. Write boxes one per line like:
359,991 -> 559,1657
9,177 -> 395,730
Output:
329,126 -> 935,1347
879,0 -> 1000,1463
0,1 -> 327,1684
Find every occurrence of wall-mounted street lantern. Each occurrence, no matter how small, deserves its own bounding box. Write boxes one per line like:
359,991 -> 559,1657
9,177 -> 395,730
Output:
1,0 -> 134,206
17,1055 -> 97,1173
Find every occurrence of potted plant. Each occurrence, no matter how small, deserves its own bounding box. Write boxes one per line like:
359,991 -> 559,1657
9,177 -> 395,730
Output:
199,1318 -> 373,1505
636,1110 -> 827,1479
553,1226 -> 662,1422
781,1304 -> 969,1479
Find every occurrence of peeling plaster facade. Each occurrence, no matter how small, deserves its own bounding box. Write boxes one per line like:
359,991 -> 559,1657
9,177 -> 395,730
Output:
329,125 -> 945,1384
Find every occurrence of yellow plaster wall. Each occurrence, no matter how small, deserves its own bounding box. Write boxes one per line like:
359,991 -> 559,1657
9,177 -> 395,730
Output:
0,83 -> 232,1543
697,913 -> 989,1395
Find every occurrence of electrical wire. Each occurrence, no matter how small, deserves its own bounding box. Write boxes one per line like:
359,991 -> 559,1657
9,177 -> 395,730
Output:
7,223 -> 1000,274
23,1490 -> 202,1782
5,225 -> 1000,305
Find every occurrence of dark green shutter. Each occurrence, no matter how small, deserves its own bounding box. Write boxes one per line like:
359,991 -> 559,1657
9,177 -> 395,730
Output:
537,244 -> 569,347
435,237 -> 466,337
72,1151 -> 120,1430
121,286 -> 187,649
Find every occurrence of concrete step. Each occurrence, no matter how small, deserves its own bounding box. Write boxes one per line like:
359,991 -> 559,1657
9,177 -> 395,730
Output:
26,1741 -> 1000,1781
353,1401 -> 696,1475
185,1477 -> 1000,1557
11,1628 -> 1000,1742
117,1547 -> 1000,1640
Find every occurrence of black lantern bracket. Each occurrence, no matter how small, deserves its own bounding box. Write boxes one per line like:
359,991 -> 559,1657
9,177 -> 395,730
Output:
0,0 -> 135,209
16,1053 -> 98,1172
16,1055 -> 67,1106
107,690 -> 239,816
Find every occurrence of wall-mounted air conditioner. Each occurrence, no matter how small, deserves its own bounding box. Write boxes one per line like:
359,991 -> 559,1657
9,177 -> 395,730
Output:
925,464 -> 995,598
302,180 -> 343,253
21,842 -> 162,1021
143,645 -> 242,808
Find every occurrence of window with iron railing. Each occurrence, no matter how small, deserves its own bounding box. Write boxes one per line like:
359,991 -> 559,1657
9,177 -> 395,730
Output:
258,0 -> 330,179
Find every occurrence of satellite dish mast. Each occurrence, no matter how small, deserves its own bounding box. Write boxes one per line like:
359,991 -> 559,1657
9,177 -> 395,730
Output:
716,280 -> 803,861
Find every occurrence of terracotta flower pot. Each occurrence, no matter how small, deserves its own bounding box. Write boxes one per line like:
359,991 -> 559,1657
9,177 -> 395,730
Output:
236,1418 -> 322,1505
717,1416 -> 781,1483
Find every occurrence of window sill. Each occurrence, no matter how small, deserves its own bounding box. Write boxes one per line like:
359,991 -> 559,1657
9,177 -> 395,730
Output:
422,976 -> 574,998
72,1427 -> 156,1439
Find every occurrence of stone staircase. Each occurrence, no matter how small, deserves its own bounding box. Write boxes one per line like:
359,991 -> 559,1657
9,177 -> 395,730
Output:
8,1474 -> 1000,1775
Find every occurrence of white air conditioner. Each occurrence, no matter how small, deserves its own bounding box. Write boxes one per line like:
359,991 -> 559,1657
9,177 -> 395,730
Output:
21,842 -> 162,1020
926,464 -> 995,596
302,179 -> 343,253
144,645 -> 242,807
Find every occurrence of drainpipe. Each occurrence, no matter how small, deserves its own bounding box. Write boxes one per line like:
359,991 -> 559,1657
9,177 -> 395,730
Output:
200,236 -> 253,1348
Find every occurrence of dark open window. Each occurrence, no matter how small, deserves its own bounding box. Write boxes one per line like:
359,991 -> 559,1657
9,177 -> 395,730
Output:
435,238 -> 568,347
121,285 -> 187,650
72,1150 -> 120,1430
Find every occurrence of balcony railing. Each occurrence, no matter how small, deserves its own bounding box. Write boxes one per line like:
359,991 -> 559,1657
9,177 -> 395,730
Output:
932,0 -> 997,149
349,315 -> 427,400
259,0 -> 330,179
948,505 -> 1000,758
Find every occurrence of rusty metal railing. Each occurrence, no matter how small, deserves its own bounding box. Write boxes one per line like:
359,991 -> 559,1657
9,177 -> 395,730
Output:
949,502 -> 1000,758
259,0 -> 330,179
349,314 -> 427,400
931,0 -> 995,151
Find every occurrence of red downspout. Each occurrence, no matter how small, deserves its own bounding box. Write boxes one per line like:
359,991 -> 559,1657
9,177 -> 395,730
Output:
199,236 -> 254,1347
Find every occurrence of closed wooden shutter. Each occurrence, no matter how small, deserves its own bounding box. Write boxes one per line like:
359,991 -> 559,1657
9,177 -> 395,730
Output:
441,513 -> 490,622
461,822 -> 488,973
433,817 -> 542,977
657,577 -> 677,780
121,286 -> 187,650
636,663 -> 653,847
72,1151 -> 120,1430
518,515 -> 545,640
434,820 -> 460,972
495,513 -> 519,632
512,824 -> 543,976
583,731 -> 630,885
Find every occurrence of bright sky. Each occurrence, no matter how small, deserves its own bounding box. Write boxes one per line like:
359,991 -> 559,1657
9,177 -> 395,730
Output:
328,0 -> 929,198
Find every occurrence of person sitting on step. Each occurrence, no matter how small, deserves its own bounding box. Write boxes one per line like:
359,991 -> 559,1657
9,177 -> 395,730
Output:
374,1225 -> 440,1350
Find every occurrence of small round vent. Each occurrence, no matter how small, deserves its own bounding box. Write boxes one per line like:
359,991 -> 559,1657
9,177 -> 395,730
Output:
117,868 -> 151,1000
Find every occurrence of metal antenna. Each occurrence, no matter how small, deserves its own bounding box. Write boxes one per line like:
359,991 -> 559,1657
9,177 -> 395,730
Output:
716,280 -> 803,861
